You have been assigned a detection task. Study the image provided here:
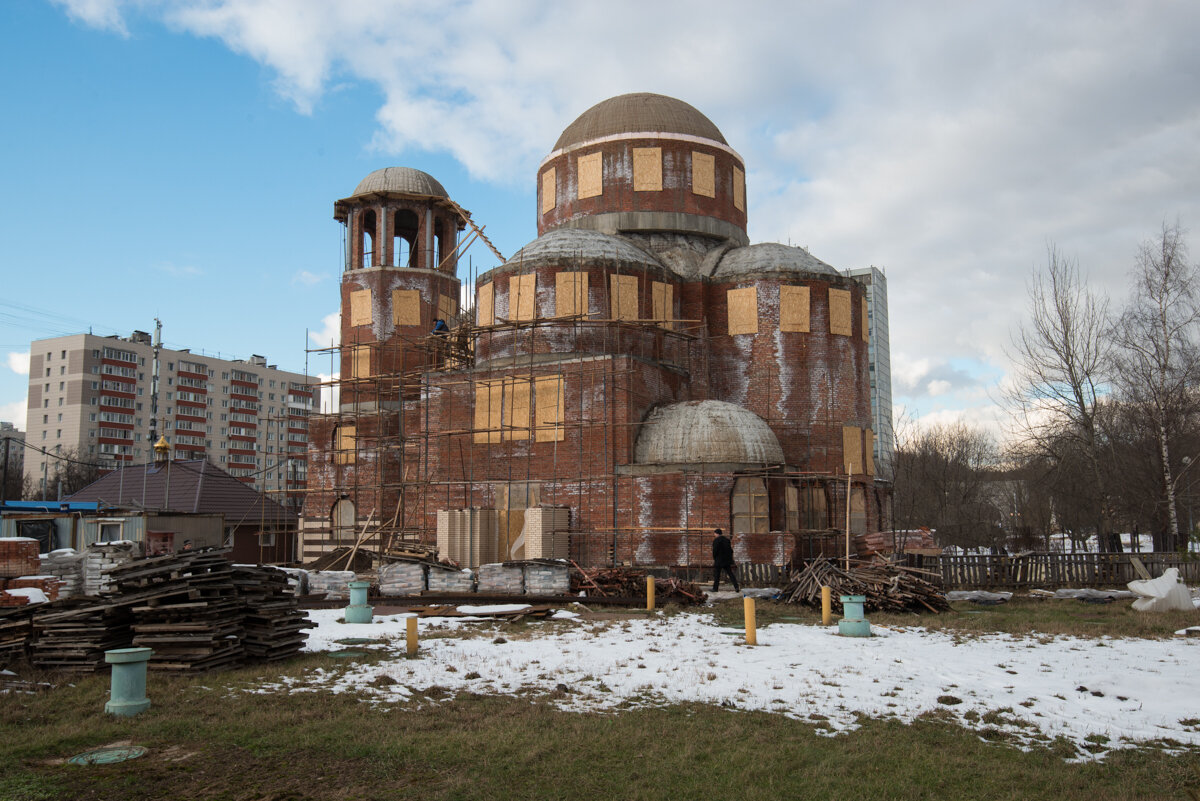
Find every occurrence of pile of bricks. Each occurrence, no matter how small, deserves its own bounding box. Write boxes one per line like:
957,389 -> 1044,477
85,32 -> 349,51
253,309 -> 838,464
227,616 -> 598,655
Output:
4,577 -> 63,602
428,565 -> 475,593
522,561 -> 570,595
0,539 -> 41,580
307,570 -> 355,601
477,563 -> 524,594
378,561 -> 427,596
39,549 -> 84,598
83,542 -> 140,595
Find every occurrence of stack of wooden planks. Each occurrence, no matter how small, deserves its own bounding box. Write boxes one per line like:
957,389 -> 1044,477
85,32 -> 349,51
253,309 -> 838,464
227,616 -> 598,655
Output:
780,556 -> 950,614
0,607 -> 34,667
569,564 -> 706,605
30,598 -> 135,672
233,565 -> 312,662
113,549 -> 244,673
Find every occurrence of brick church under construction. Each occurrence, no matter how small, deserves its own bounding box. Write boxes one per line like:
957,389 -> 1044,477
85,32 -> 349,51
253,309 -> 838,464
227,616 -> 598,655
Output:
302,92 -> 893,569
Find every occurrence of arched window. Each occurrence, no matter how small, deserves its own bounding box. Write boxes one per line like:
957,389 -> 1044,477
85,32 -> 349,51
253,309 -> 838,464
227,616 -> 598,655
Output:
360,209 -> 377,268
732,477 -> 769,534
331,498 -> 356,544
393,209 -> 418,267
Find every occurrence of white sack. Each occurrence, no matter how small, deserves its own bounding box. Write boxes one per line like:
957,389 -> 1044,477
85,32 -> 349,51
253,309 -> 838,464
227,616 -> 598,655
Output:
1128,568 -> 1195,613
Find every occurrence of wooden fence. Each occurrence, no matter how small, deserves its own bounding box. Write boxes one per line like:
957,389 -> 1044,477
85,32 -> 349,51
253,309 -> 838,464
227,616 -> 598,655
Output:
911,552 -> 1200,589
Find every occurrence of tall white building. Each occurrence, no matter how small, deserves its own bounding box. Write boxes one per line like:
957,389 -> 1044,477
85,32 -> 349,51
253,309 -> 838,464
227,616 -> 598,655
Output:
24,331 -> 314,506
849,267 -> 894,479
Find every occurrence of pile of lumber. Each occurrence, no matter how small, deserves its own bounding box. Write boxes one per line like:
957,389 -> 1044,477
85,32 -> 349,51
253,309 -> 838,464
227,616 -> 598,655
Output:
570,564 -> 706,605
0,608 -> 34,667
113,549 -> 244,673
233,565 -> 312,662
780,556 -> 950,614
30,598 -> 135,672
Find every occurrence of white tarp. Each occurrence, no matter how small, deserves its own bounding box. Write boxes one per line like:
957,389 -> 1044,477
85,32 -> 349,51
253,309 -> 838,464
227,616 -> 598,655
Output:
1128,568 -> 1195,612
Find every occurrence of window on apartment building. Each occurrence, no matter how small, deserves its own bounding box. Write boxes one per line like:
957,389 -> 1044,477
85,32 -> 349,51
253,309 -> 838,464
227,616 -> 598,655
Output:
166,393 -> 173,400
89,398 -> 96,406
89,430 -> 95,438
89,413 -> 96,422
44,400 -> 49,408
139,358 -> 145,366
60,366 -> 65,375
59,382 -> 64,390
168,362 -> 173,371
220,414 -> 226,421
42,415 -> 47,424
167,378 -> 173,386
91,382 -> 98,389
92,349 -> 99,358
57,414 -> 62,422
58,398 -> 62,406
56,430 -> 61,438
137,403 -> 143,411
46,352 -> 51,360
61,350 -> 65,359
44,383 -> 48,392
220,456 -> 226,463
89,445 -> 94,454
137,388 -> 143,396
45,368 -> 50,377
91,366 -> 99,374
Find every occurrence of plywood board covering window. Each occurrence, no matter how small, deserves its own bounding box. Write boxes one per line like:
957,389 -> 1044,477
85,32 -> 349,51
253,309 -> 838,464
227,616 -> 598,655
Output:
651,281 -> 673,328
438,293 -> 457,322
349,345 -> 370,379
732,477 -> 769,534
555,271 -> 588,317
511,273 -> 536,321
534,375 -> 565,442
335,424 -> 356,465
727,286 -> 758,335
842,425 -> 862,474
349,289 -> 372,327
779,285 -> 810,333
504,378 -> 531,440
577,152 -> 602,199
691,151 -> 715,197
540,167 -> 556,214
861,297 -> 870,342
864,429 -> 875,476
733,166 -> 746,211
633,147 -> 662,191
392,289 -> 421,327
829,288 -> 852,336
610,274 -> 639,320
473,380 -> 503,443
478,281 -> 494,326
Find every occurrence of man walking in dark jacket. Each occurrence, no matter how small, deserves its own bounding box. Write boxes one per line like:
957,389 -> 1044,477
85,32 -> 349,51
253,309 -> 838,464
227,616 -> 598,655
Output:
711,528 -> 740,592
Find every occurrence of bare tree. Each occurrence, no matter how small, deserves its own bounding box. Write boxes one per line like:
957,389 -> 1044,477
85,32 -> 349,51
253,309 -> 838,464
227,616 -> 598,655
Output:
1006,245 -> 1115,548
892,421 -> 1002,550
1110,223 -> 1200,551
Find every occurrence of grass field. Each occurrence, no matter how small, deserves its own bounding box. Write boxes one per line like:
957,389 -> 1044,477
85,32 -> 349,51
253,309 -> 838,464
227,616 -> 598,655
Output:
2,599 -> 1198,801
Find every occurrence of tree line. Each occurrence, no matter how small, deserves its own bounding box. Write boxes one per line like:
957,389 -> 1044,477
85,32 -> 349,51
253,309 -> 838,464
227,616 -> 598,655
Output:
893,223 -> 1200,553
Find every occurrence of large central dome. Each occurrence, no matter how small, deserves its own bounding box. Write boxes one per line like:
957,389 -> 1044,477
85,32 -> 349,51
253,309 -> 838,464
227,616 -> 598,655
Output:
553,93 -> 727,152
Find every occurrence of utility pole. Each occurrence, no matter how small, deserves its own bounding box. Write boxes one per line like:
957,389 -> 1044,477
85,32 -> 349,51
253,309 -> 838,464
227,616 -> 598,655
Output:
150,318 -> 162,452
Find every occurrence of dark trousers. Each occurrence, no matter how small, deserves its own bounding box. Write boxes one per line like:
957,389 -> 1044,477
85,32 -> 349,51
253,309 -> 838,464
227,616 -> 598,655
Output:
712,564 -> 739,591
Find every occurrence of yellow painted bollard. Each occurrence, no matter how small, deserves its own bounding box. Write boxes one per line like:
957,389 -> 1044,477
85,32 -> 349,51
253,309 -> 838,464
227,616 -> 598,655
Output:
821,585 -> 832,626
406,615 -> 418,658
646,576 -> 656,610
744,596 -> 757,646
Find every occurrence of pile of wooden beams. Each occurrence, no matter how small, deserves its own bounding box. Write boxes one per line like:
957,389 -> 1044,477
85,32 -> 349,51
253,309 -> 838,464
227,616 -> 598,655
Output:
30,599 -> 135,672
233,565 -> 311,662
0,608 -> 34,667
569,564 -> 706,605
113,549 -> 243,673
780,556 -> 950,614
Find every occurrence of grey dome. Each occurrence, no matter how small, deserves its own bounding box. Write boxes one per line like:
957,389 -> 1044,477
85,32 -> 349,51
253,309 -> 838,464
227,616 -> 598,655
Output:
555,93 -> 727,151
352,167 -> 448,198
508,228 -> 663,269
635,401 -> 784,465
713,243 -> 839,278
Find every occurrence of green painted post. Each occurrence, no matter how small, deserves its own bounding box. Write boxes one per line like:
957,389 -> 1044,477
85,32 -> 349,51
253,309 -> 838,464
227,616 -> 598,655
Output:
838,594 -> 871,637
104,647 -> 153,716
345,580 -> 374,624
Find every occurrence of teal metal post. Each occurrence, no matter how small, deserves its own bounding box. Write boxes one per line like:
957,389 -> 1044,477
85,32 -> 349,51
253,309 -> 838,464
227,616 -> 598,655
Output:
104,647 -> 153,716
838,594 -> 871,637
345,580 -> 374,624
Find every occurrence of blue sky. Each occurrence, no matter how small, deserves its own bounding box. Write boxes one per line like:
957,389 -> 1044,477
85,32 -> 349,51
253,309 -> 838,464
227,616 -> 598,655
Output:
2,0 -> 1199,439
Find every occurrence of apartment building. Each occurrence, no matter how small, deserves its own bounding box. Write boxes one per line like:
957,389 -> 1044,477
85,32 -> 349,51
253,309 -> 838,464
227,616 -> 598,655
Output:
24,331 -> 314,507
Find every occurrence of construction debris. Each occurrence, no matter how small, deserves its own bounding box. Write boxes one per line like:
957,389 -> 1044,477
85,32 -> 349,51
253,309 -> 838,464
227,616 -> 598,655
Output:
569,564 -> 706,605
780,557 -> 950,614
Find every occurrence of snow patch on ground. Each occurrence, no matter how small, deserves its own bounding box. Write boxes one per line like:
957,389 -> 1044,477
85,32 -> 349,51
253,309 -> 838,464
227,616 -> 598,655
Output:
267,609 -> 1200,758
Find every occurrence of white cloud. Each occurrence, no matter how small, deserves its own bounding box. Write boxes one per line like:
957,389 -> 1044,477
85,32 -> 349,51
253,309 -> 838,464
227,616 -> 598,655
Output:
0,400 -> 27,431
927,379 -> 952,397
316,372 -> 339,413
56,0 -> 1200,421
308,311 -> 339,349
52,0 -> 131,36
156,262 -> 203,277
292,270 -> 326,287
6,352 -> 30,375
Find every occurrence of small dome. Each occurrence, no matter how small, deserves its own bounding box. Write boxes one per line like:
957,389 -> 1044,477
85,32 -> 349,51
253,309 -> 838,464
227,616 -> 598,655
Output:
635,401 -> 784,465
508,228 -> 663,269
554,93 -> 728,151
713,243 -> 839,278
352,167 -> 448,198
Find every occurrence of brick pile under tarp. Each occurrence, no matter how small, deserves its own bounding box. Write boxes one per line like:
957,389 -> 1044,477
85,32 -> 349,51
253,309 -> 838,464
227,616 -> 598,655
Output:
427,565 -> 474,593
780,556 -> 950,614
477,563 -> 524,594
377,561 -> 427,596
